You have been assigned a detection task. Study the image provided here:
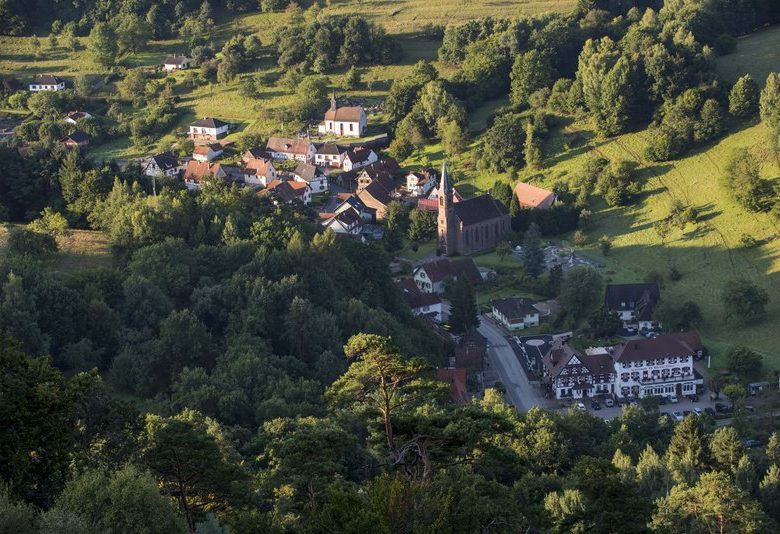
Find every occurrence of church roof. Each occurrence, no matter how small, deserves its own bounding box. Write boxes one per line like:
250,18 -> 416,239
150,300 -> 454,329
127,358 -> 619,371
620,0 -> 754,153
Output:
452,194 -> 508,226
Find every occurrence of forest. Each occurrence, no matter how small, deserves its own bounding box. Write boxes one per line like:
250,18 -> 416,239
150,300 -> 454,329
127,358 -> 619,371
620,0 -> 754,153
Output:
3,0 -> 780,532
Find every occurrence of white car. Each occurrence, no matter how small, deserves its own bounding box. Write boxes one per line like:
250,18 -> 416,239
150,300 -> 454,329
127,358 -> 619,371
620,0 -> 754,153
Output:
672,411 -> 684,421
575,402 -> 586,412
694,407 -> 702,416
667,395 -> 679,404
604,398 -> 615,408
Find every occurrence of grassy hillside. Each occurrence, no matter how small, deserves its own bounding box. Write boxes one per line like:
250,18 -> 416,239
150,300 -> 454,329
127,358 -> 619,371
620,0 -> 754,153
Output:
715,24 -> 780,83
407,118 -> 780,367
0,226 -> 113,273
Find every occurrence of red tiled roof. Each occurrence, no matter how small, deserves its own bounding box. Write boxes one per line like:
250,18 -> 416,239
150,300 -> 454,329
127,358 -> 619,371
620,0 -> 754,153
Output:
324,105 -> 364,123
436,368 -> 469,405
514,182 -> 556,209
399,279 -> 442,310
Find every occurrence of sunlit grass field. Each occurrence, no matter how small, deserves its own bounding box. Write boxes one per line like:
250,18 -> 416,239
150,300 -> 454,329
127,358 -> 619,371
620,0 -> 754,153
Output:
0,226 -> 113,273
714,24 -> 780,83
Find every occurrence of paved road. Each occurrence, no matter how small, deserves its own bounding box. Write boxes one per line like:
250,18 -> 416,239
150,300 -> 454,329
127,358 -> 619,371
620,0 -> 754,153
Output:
479,316 -> 539,411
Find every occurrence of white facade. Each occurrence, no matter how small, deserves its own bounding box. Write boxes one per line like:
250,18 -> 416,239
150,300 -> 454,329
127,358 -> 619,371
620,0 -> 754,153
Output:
144,159 -> 180,178
193,146 -> 222,162
29,80 -> 65,91
413,268 -> 445,294
342,150 -> 378,172
616,354 -> 697,399
406,172 -> 435,197
491,307 -> 539,330
411,301 -> 443,321
244,166 -> 277,187
164,57 -> 190,70
295,174 -> 328,194
318,115 -> 366,138
189,122 -> 229,143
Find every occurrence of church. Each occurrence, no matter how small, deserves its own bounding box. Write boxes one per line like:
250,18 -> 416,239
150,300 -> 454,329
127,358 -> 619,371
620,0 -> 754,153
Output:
437,163 -> 510,256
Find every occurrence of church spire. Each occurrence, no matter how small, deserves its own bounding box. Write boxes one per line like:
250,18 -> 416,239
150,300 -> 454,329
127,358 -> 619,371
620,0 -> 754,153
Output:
439,161 -> 452,195
330,91 -> 337,111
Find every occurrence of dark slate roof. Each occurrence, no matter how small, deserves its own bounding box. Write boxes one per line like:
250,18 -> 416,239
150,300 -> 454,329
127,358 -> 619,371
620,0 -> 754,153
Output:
612,332 -> 703,363
150,152 -> 179,171
491,297 -> 538,321
417,258 -> 481,285
244,147 -> 268,159
605,283 -> 660,320
32,74 -> 63,85
399,279 -> 442,309
190,117 -> 228,128
343,195 -> 367,212
452,194 -> 508,226
63,131 -> 89,143
346,147 -> 375,163
317,142 -> 346,155
294,162 -> 324,182
163,55 -> 188,65
359,179 -> 392,206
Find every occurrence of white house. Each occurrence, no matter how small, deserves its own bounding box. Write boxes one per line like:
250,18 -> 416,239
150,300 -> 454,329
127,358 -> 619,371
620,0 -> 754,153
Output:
292,162 -> 328,194
317,94 -> 367,138
413,258 -> 482,295
163,54 -> 190,70
334,196 -> 373,222
314,143 -> 347,168
144,152 -> 181,178
543,341 -> 616,399
188,117 -> 229,144
192,143 -> 223,162
29,74 -> 65,92
243,158 -> 277,187
491,298 -> 540,330
612,332 -> 704,399
406,170 -> 436,197
321,207 -> 363,235
63,111 -> 92,124
605,283 -> 661,331
399,279 -> 443,321
342,147 -> 378,172
266,137 -> 316,162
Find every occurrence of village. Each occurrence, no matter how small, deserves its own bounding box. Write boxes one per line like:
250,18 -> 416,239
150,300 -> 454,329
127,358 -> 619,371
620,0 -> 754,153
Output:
8,63 -> 767,420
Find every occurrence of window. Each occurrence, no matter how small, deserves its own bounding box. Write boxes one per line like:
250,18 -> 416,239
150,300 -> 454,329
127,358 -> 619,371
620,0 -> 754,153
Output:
350,123 -> 354,131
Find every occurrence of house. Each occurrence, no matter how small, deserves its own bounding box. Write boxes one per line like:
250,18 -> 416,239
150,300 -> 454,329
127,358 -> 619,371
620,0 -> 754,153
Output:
413,257 -> 482,294
292,162 -> 328,194
455,331 -> 487,372
163,54 -> 190,70
418,185 -> 462,212
321,207 -> 364,235
314,142 -> 347,168
265,179 -> 312,205
183,160 -> 227,190
612,332 -> 704,399
188,117 -> 229,144
399,279 -> 443,320
406,169 -> 437,197
514,182 -> 557,209
605,283 -> 661,330
318,94 -> 367,138
29,74 -> 65,91
438,163 -> 510,255
192,143 -> 223,162
334,195 -> 374,222
243,158 -> 277,187
63,111 -> 92,124
356,162 -> 397,193
242,147 -> 269,162
357,179 -> 394,220
542,341 -> 616,399
144,152 -> 181,178
436,367 -> 469,405
491,298 -> 540,330
266,137 -> 316,162
342,147 -> 378,172
60,131 -> 89,150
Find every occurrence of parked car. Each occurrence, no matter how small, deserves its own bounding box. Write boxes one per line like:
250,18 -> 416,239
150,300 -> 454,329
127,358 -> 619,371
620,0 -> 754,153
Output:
703,407 -> 716,416
575,402 -> 586,412
686,394 -> 699,402
744,439 -> 762,448
604,398 -> 614,408
715,403 -> 730,413
591,400 -> 601,410
693,407 -> 702,416
658,396 -> 667,405
672,411 -> 684,421
667,395 -> 679,404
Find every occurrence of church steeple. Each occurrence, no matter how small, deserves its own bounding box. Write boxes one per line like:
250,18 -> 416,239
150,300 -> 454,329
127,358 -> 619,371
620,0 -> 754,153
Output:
437,161 -> 456,255
329,91 -> 337,111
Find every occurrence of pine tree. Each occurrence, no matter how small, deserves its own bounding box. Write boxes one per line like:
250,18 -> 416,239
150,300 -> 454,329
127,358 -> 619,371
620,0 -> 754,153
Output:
767,432 -> 780,465
449,276 -> 479,334
760,464 -> 780,522
666,416 -> 707,485
734,454 -> 757,495
760,73 -> 780,131
524,121 -> 543,170
636,444 -> 672,500
709,426 -> 744,472
521,222 -> 544,277
729,74 -> 760,118
612,449 -> 634,482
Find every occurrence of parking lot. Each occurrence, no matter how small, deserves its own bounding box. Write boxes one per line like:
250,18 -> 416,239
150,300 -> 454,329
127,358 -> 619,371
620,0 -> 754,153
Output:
559,395 -> 728,421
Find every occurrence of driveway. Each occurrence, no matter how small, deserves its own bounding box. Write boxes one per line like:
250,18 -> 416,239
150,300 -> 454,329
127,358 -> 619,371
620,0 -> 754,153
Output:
479,315 -> 542,411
